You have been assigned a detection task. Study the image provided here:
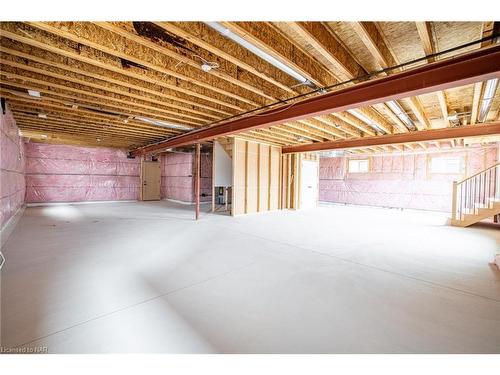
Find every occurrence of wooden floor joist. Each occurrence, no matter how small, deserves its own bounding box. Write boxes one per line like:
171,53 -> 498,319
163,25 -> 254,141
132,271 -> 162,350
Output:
131,44 -> 500,155
1,22 -> 499,150
281,122 -> 500,153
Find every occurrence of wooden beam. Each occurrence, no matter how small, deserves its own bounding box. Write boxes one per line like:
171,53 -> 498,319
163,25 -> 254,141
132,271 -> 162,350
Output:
285,121 -> 337,141
0,25 -> 241,113
471,82 -> 483,125
153,22 -> 298,95
301,118 -> 348,139
95,22 -> 281,102
415,22 -> 434,59
352,21 -> 431,130
2,92 -> 179,136
436,91 -> 450,127
26,22 -> 261,107
331,112 -> 376,136
350,22 -> 393,70
414,22 -> 450,127
0,46 -> 225,120
131,44 -> 500,155
0,57 -> 213,124
405,96 -> 431,130
221,22 -> 337,87
282,122 -> 500,153
357,107 -> 393,134
0,73 -> 204,127
315,115 -> 359,137
288,22 -> 366,81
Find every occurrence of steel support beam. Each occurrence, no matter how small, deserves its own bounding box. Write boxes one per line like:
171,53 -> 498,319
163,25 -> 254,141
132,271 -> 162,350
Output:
131,45 -> 500,156
195,143 -> 201,220
282,122 -> 500,153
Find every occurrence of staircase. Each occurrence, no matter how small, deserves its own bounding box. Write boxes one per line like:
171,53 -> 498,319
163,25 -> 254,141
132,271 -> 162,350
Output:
451,162 -> 500,227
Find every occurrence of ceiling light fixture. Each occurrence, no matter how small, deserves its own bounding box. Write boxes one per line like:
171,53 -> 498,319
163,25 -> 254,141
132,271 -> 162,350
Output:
135,116 -> 193,131
206,22 -> 311,85
197,57 -> 219,73
478,78 -> 498,123
447,111 -> 458,122
27,89 -> 41,98
201,63 -> 213,72
386,100 -> 416,130
38,113 -> 47,119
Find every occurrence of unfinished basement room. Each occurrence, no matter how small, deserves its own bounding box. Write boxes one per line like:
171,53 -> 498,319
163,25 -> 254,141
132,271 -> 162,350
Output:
1,7 -> 500,365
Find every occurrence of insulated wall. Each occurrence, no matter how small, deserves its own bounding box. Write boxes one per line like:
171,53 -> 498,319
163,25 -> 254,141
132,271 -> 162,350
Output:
160,151 -> 212,203
160,152 -> 194,202
25,143 -> 140,203
0,105 -> 25,229
319,146 -> 498,212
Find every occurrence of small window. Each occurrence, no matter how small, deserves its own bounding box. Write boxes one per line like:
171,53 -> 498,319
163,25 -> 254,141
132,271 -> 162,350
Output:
430,157 -> 462,174
348,159 -> 370,173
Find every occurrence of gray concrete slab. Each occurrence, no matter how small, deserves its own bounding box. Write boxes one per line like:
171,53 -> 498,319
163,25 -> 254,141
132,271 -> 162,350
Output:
1,201 -> 499,353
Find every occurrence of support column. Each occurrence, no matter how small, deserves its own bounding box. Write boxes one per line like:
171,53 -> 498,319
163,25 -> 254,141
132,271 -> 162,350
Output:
195,143 -> 201,220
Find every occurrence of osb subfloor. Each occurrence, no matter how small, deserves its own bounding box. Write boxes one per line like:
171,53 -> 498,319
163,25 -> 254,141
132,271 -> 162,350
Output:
1,201 -> 499,353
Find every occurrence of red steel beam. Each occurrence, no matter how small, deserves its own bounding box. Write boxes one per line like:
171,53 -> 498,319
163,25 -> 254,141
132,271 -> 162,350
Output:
282,122 -> 500,153
130,44 -> 500,156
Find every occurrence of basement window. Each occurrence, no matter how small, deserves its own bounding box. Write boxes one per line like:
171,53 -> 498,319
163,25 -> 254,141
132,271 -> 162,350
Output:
430,156 -> 463,174
348,159 -> 370,173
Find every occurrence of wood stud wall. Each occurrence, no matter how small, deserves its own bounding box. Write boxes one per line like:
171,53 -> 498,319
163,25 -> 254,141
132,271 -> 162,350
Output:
231,138 -> 281,216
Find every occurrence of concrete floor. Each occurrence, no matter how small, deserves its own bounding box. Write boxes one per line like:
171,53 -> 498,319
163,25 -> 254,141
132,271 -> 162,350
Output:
1,201 -> 499,353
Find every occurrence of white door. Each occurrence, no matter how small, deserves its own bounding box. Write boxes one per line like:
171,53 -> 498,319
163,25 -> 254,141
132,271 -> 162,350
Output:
300,160 -> 318,209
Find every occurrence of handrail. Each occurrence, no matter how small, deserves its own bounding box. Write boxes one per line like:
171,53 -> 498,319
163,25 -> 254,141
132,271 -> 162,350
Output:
452,161 -> 499,221
456,162 -> 500,185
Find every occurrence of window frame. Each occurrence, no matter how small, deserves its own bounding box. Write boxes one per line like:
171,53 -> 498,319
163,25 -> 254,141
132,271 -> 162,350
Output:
429,155 -> 464,175
347,158 -> 370,174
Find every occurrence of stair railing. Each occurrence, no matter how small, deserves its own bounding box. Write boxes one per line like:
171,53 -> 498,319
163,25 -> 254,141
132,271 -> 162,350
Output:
452,162 -> 500,221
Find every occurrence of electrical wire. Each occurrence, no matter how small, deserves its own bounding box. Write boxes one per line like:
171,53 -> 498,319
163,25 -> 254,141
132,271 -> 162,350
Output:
133,32 -> 500,152
202,32 -> 500,127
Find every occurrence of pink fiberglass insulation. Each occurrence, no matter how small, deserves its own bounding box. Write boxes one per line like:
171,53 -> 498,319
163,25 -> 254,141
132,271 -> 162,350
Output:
0,105 -> 26,229
160,152 -> 194,202
25,142 -> 140,203
199,153 -> 213,202
160,151 -> 212,203
319,146 -> 498,212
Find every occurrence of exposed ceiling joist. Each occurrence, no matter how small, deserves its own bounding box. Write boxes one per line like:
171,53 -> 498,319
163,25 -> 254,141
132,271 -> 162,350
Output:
282,122 -> 500,153
351,21 -> 431,130
130,44 -> 500,155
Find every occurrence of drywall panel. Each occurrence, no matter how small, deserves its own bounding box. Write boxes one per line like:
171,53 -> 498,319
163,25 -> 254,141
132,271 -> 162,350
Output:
232,138 -> 246,216
214,141 -> 232,187
258,144 -> 270,212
